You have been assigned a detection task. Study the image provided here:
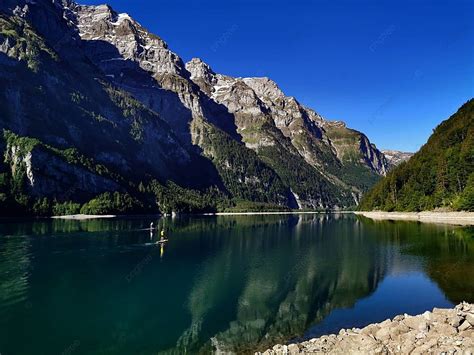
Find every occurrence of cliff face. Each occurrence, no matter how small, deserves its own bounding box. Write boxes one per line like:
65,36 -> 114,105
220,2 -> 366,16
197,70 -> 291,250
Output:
5,143 -> 120,201
0,0 -> 390,214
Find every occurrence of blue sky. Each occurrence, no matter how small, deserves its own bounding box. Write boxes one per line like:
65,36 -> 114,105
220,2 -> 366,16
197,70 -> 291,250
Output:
83,0 -> 473,152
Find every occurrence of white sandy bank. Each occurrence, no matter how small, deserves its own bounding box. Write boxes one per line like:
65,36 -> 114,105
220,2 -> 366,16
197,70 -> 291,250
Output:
355,211 -> 474,226
51,214 -> 116,220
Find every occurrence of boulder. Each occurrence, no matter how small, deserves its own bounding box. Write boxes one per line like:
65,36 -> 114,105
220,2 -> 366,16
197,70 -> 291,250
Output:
375,326 -> 391,341
403,316 -> 428,331
449,315 -> 464,328
459,321 -> 472,332
287,344 -> 300,354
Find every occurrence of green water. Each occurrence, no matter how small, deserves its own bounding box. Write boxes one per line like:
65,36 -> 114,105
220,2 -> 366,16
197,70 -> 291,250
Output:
0,214 -> 473,354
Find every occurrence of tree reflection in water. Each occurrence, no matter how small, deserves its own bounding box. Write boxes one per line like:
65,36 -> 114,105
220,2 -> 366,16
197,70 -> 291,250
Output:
0,214 -> 472,354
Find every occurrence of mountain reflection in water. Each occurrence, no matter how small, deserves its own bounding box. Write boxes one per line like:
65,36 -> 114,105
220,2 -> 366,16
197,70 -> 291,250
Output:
0,214 -> 472,354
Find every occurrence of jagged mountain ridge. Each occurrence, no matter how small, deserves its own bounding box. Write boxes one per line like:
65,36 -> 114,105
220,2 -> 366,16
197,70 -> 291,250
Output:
0,0 -> 390,214
69,2 -> 389,202
186,58 -> 387,176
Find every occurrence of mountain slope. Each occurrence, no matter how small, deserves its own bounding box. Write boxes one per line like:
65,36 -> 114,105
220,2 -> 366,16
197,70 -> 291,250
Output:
71,3 -> 389,208
0,0 -> 390,215
185,58 -> 388,205
68,2 -> 296,208
0,1 -> 227,215
360,99 -> 474,212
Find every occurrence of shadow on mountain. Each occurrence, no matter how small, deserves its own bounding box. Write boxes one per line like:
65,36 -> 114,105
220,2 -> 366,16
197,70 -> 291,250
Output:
0,30 -> 223,190
80,38 -> 232,189
80,38 -> 242,144
78,38 -> 247,190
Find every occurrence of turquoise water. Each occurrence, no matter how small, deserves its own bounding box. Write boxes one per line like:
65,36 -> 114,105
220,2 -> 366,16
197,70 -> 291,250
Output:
0,214 -> 473,354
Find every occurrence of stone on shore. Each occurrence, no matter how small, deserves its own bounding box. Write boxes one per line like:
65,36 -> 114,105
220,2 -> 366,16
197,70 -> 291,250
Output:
256,303 -> 474,354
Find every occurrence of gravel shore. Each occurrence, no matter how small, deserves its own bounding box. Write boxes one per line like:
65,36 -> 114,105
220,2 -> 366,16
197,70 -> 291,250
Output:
355,211 -> 474,226
257,303 -> 474,354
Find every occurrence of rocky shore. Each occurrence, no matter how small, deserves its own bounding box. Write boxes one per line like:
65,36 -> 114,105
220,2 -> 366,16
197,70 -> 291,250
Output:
257,303 -> 474,354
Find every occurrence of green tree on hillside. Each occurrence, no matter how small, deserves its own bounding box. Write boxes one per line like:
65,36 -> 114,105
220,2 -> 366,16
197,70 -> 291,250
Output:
360,99 -> 474,212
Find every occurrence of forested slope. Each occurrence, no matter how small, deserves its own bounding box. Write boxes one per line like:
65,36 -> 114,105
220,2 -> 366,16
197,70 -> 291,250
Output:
360,99 -> 474,212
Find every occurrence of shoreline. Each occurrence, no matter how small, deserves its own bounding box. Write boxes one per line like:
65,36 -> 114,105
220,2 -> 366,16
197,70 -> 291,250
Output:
202,211 -> 353,216
49,211 -> 352,220
257,303 -> 474,354
51,214 -> 117,220
40,211 -> 474,222
355,211 -> 474,226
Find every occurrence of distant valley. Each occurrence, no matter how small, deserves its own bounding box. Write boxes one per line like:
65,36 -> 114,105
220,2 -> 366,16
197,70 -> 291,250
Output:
381,150 -> 413,167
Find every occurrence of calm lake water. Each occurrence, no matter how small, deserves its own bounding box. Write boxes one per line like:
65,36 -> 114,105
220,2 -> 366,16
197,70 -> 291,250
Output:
0,214 -> 473,354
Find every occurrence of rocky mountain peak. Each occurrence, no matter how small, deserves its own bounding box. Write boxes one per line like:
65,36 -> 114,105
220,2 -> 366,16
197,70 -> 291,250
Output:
82,4 -> 115,21
70,2 -> 187,77
186,58 -> 216,81
242,77 -> 286,102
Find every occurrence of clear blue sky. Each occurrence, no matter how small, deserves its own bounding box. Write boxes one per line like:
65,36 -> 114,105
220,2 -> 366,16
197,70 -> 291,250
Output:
83,0 -> 474,152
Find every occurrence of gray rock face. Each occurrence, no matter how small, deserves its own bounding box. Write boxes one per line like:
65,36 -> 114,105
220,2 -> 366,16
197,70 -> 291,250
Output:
68,3 -> 237,147
67,3 -> 195,145
6,145 -> 120,201
72,4 -> 186,77
29,148 -> 121,200
257,303 -> 474,354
